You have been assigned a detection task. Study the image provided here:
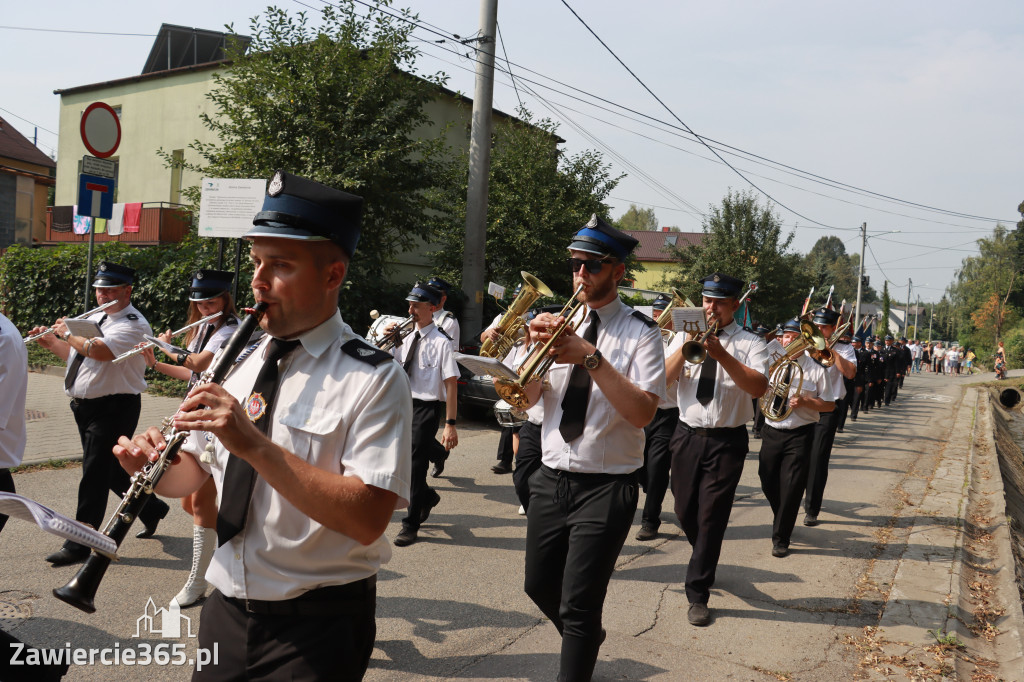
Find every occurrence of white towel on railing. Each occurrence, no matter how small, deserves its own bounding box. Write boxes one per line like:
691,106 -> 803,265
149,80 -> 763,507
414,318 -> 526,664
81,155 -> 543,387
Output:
108,203 -> 125,236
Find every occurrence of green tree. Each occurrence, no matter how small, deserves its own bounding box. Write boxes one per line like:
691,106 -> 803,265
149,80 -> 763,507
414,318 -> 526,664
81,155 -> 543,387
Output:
614,204 -> 658,231
663,189 -> 808,325
429,109 -> 622,307
948,225 -> 1021,347
164,1 -> 449,324
803,236 -> 877,307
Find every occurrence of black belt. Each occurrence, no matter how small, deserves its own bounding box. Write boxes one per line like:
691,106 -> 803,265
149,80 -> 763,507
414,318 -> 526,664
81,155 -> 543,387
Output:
678,422 -> 746,438
765,422 -> 816,435
69,393 -> 138,406
226,577 -> 376,616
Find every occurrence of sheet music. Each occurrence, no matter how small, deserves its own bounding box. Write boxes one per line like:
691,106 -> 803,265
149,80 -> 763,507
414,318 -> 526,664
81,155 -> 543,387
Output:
454,353 -> 519,380
0,492 -> 117,556
145,335 -> 189,358
671,307 -> 707,336
64,318 -> 105,339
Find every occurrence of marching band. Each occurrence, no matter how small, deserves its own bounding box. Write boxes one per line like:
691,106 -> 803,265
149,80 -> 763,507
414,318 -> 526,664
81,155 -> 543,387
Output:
3,179 -> 942,681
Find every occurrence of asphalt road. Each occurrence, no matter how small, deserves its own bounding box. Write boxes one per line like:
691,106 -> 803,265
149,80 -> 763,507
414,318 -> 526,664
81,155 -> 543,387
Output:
0,368 -> 999,680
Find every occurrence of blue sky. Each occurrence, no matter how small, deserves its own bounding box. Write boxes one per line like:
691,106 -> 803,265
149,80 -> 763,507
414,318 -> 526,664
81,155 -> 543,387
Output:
3,0 -> 1021,303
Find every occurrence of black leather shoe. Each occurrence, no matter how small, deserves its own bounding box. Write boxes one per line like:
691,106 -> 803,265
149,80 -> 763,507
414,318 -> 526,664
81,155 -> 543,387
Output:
418,490 -> 441,525
635,525 -> 658,541
393,526 -> 418,547
430,461 -> 445,478
136,504 -> 169,539
803,513 -> 819,527
46,546 -> 89,566
687,602 -> 711,627
491,461 -> 513,474
772,544 -> 789,558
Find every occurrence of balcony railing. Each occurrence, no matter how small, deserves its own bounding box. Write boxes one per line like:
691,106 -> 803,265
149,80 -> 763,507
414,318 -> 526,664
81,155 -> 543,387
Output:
44,203 -> 191,245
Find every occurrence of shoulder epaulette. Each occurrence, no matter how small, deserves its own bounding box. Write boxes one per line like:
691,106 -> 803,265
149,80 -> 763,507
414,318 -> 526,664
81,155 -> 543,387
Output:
341,339 -> 393,367
126,313 -> 139,321
226,317 -> 239,326
442,311 -> 455,321
631,309 -> 658,329
437,327 -> 453,341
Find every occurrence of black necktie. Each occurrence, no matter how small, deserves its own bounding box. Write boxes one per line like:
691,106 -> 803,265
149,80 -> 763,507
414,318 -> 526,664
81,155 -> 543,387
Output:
64,314 -> 107,391
558,310 -> 600,443
695,329 -> 721,406
403,331 -> 421,375
217,338 -> 301,546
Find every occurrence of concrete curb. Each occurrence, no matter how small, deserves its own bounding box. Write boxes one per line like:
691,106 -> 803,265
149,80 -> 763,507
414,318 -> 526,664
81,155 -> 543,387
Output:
875,386 -> 975,658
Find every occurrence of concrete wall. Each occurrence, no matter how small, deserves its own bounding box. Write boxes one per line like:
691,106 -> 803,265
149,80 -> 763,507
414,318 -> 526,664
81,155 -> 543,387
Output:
55,67 -> 224,206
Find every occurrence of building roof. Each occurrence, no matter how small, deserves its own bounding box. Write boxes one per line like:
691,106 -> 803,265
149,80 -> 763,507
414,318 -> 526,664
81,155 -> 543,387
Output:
625,229 -> 704,262
0,116 -> 56,169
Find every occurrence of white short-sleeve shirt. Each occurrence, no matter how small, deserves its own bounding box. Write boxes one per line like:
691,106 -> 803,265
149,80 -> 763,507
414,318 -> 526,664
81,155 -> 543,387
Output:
65,305 -> 151,399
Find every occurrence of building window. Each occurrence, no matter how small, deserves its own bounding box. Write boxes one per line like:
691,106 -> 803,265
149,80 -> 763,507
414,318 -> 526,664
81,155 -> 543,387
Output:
170,150 -> 184,204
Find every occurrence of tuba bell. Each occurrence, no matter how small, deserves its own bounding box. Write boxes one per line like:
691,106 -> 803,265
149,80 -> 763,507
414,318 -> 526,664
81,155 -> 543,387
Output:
759,319 -> 825,421
657,288 -> 691,342
480,272 -> 553,358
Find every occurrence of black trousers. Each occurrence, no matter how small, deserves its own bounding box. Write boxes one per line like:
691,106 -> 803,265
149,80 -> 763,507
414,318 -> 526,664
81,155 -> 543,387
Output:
0,468 -> 13,535
403,399 -> 443,529
849,383 -> 865,420
669,423 -> 748,605
836,379 -> 854,431
638,407 -> 679,528
194,582 -> 376,682
758,423 -> 814,548
67,394 -> 168,549
524,465 -> 637,682
804,408 -> 840,517
884,376 -> 897,405
496,425 -> 515,465
513,421 -> 542,510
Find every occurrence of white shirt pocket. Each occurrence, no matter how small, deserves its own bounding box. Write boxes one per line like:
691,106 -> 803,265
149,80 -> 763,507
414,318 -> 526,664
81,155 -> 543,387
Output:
277,402 -> 344,464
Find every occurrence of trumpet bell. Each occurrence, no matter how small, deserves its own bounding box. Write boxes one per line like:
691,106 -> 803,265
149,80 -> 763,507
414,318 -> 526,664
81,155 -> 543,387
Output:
495,378 -> 531,410
681,340 -> 706,364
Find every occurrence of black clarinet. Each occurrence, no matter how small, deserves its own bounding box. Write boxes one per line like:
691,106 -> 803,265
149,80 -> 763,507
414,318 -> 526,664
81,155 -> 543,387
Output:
54,302 -> 267,613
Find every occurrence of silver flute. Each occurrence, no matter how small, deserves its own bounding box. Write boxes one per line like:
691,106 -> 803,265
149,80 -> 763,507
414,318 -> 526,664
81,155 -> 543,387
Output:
23,300 -> 119,344
112,311 -> 223,363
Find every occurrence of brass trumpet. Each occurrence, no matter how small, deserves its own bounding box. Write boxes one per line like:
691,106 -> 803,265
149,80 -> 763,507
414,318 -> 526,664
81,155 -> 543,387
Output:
370,311 -> 414,351
112,312 -> 223,363
23,300 -> 119,344
495,284 -> 586,410
680,319 -> 720,364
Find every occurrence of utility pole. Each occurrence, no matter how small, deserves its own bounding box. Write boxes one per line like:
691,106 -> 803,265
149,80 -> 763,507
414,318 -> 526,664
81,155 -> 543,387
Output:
460,0 -> 498,344
905,278 -> 912,338
914,295 -> 920,338
854,222 -> 866,333
928,302 -> 934,341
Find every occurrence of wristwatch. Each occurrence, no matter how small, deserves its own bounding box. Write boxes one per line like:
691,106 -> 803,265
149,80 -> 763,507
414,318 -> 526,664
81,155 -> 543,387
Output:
62,329 -> 72,339
582,349 -> 603,371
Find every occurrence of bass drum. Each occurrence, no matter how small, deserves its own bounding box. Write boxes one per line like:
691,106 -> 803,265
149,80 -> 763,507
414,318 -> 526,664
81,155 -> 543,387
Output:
366,314 -> 407,347
493,399 -> 527,428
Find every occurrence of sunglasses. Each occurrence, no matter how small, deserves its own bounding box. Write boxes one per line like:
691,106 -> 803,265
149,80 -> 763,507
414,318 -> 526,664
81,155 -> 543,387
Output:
567,257 -> 615,274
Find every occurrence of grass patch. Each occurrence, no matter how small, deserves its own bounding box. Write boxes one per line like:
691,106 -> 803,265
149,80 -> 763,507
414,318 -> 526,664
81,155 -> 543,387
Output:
11,459 -> 80,473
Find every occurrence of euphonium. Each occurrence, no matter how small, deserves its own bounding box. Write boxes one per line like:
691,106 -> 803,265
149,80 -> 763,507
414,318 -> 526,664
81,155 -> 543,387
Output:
495,284 -> 585,409
480,272 -> 553,358
657,288 -> 690,342
759,319 -> 825,421
53,302 -> 268,614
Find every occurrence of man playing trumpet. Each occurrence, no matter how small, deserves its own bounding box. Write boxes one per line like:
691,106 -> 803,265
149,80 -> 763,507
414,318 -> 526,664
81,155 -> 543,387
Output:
664,273 -> 768,626
517,215 -> 666,681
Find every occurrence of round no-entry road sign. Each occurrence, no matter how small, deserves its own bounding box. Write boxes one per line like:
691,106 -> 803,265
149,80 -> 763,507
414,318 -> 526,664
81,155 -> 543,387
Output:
80,102 -> 121,159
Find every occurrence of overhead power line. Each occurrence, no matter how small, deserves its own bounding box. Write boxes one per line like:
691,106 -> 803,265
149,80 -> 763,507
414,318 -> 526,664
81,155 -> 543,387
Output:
0,24 -> 155,37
